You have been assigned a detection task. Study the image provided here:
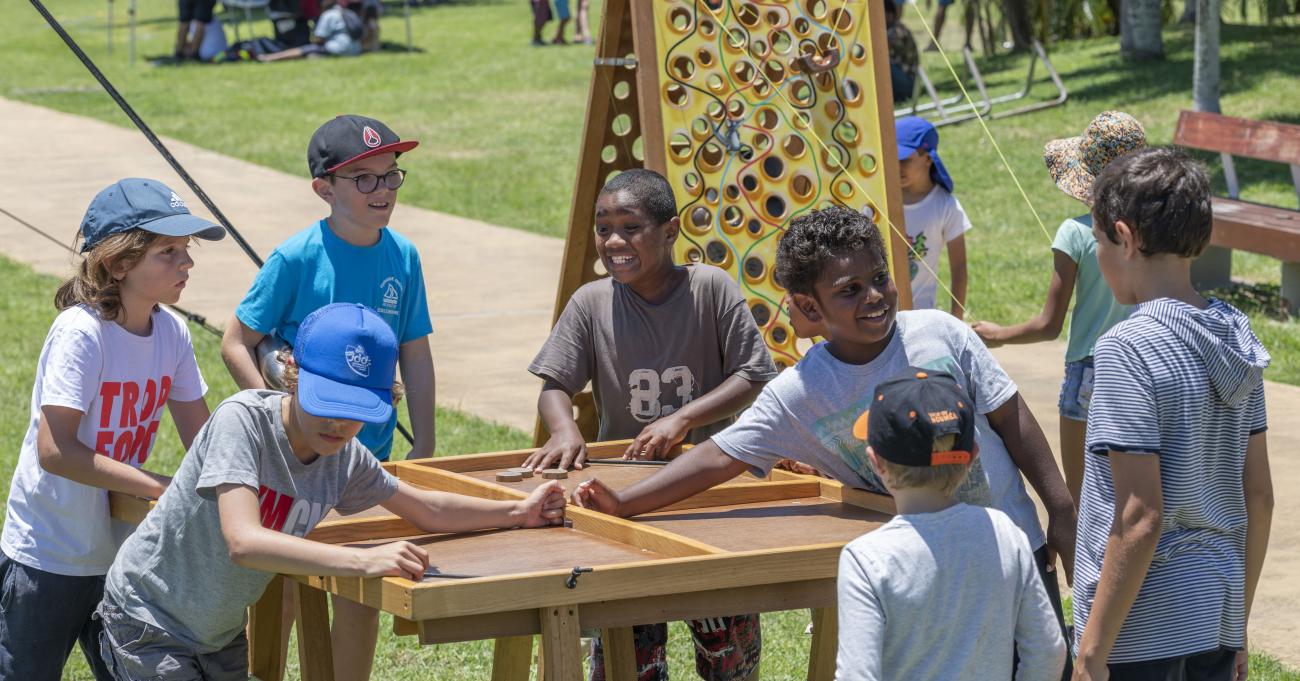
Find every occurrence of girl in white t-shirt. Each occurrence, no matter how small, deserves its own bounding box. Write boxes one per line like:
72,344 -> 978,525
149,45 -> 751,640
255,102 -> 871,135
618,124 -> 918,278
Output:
888,116 -> 971,317
0,178 -> 225,680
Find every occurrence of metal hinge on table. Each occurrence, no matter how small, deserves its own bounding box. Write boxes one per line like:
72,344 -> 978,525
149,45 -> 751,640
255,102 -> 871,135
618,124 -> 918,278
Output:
594,57 -> 637,67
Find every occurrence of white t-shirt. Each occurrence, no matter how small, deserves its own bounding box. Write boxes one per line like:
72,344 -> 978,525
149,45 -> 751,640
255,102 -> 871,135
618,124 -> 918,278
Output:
898,186 -> 971,310
1,305 -> 207,576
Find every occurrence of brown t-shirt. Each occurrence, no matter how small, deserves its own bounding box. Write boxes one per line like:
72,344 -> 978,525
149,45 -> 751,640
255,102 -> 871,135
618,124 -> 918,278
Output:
529,264 -> 778,443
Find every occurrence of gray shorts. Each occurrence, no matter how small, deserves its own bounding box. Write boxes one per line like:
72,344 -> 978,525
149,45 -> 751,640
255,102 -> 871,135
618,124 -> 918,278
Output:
97,601 -> 248,681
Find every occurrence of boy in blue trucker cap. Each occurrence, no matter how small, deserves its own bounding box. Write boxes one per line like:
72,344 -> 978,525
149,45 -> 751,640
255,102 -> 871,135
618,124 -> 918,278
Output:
97,303 -> 567,681
886,116 -> 971,317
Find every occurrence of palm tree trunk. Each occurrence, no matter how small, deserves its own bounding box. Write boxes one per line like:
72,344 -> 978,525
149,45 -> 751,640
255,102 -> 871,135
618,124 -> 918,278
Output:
1192,0 -> 1221,112
1120,0 -> 1165,59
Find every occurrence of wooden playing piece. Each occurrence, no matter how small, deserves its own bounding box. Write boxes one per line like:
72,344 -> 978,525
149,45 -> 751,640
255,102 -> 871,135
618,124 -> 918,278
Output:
495,471 -> 524,482
541,468 -> 569,480
507,467 -> 534,478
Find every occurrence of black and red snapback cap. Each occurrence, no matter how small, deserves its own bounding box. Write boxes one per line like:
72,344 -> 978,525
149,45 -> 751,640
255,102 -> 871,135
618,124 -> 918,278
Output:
307,115 -> 419,178
852,368 -> 975,467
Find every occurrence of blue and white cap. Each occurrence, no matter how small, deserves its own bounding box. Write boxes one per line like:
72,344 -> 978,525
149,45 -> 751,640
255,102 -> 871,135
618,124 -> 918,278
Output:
79,178 -> 226,252
293,303 -> 398,424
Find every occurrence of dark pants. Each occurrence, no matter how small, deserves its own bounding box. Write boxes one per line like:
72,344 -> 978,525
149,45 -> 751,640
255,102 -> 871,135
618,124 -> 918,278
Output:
1014,546 -> 1072,681
590,614 -> 761,681
1109,647 -> 1237,680
0,554 -> 114,681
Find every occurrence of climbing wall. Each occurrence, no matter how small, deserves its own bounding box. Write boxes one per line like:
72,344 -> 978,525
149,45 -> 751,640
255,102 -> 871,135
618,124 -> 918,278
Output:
651,0 -> 908,368
540,0 -> 908,442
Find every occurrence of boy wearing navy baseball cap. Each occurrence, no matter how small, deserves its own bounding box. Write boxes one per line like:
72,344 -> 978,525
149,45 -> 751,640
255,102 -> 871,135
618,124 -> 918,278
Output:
222,114 -> 436,679
836,369 -> 1066,681
885,116 -> 972,317
99,304 -> 566,681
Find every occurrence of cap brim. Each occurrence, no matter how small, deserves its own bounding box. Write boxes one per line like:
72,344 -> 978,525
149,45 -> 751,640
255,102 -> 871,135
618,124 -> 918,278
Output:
897,141 -> 920,162
324,140 -> 420,175
852,409 -> 870,441
137,212 -> 227,242
1043,136 -> 1093,203
297,367 -> 393,424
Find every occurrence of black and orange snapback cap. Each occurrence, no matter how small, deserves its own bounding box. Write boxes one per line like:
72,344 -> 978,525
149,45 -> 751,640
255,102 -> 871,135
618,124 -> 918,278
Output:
852,369 -> 975,467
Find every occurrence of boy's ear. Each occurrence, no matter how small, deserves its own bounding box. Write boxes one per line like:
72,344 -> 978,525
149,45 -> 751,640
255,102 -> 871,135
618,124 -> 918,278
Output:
663,216 -> 681,244
790,291 -> 823,323
312,177 -> 336,204
1114,219 -> 1140,259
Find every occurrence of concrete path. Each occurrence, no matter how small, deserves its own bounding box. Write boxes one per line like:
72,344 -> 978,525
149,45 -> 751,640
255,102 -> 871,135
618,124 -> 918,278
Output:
1,97 -> 1297,667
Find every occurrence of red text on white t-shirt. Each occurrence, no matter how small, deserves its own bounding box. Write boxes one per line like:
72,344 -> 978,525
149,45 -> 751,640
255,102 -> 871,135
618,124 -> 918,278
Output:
93,377 -> 172,465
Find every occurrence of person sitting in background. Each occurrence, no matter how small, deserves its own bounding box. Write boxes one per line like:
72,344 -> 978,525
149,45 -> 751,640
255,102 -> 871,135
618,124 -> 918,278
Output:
257,0 -> 362,62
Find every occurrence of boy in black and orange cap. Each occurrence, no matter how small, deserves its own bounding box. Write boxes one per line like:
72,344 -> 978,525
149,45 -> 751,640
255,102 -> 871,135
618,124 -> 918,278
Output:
219,114 -> 435,680
837,369 -> 1066,680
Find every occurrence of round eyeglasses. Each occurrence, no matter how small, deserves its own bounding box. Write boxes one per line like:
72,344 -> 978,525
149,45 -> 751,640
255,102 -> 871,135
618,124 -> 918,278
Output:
332,168 -> 406,194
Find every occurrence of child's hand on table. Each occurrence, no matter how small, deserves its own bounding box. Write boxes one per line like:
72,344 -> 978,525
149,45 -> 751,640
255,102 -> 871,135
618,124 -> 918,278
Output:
625,415 -> 689,461
358,540 -> 429,581
516,480 -> 568,527
571,479 -> 622,517
524,430 -> 590,471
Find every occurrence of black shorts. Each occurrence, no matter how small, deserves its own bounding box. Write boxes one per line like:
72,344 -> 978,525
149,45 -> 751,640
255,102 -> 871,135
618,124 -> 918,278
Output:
178,0 -> 218,24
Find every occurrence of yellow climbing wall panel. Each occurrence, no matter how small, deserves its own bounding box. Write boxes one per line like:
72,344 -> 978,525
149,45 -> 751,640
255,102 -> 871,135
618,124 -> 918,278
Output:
651,0 -> 900,367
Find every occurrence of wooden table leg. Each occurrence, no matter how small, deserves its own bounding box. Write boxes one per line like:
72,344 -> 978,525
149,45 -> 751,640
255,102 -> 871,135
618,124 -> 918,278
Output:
806,606 -> 838,681
538,605 -> 583,681
293,581 -> 336,681
601,627 -> 637,681
248,577 -> 286,681
491,635 -> 535,681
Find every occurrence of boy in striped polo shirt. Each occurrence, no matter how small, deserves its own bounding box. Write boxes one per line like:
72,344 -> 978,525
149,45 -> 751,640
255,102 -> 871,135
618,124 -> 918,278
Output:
1074,147 -> 1273,680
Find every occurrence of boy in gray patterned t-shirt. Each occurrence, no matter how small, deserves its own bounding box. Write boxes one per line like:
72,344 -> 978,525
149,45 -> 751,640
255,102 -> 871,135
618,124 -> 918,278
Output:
97,304 -> 567,680
526,169 -> 777,681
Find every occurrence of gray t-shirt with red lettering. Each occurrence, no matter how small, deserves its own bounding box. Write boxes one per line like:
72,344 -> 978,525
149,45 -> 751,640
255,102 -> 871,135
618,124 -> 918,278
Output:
529,264 -> 778,443
104,390 -> 398,652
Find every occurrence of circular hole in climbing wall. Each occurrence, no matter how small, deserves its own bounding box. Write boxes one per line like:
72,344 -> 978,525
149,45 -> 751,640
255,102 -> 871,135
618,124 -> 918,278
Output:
614,80 -> 631,100
700,142 -> 725,171
699,18 -> 716,36
763,60 -> 786,85
771,30 -> 793,54
707,73 -> 727,93
790,173 -> 815,201
737,3 -> 761,27
851,43 -> 867,62
822,146 -> 848,171
765,194 -> 788,219
706,240 -> 731,264
685,246 -> 704,263
670,55 -> 696,81
783,135 -> 807,158
843,78 -> 862,104
771,325 -> 789,345
753,132 -> 772,150
753,79 -> 772,97
601,145 -> 617,164
791,80 -> 814,106
690,206 -> 713,231
732,60 -> 756,84
829,7 -> 854,32
722,206 -> 744,230
861,203 -> 876,222
762,155 -> 786,181
859,153 -> 877,175
805,0 -> 828,19
726,28 -> 748,51
668,7 -> 694,32
793,17 -> 811,35
692,117 -> 712,139
684,172 -> 700,191
724,184 -> 741,201
747,218 -> 763,234
816,33 -> 841,55
750,302 -> 772,327
834,179 -> 855,200
705,187 -> 720,204
727,99 -> 746,118
824,100 -> 843,120
756,107 -> 779,130
750,39 -> 770,59
837,121 -> 860,145
741,174 -> 760,193
744,256 -> 765,281
612,113 -> 633,137
697,47 -> 714,67
669,132 -> 693,162
740,147 -> 755,161
632,137 -> 644,162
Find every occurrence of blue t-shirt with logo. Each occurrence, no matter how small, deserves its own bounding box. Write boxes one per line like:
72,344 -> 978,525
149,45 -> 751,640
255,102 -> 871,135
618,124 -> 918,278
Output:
235,220 -> 432,460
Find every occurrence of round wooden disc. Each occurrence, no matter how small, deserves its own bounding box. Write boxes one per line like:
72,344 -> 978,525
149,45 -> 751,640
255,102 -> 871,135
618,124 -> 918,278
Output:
495,471 -> 524,482
541,468 -> 569,480
508,467 -> 535,478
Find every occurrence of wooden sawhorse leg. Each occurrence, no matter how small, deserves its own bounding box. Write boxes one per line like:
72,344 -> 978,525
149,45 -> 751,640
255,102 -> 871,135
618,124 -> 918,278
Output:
492,635 -> 535,681
293,581 -> 336,681
538,605 -> 583,681
248,577 -> 286,681
601,626 -> 637,681
807,606 -> 838,681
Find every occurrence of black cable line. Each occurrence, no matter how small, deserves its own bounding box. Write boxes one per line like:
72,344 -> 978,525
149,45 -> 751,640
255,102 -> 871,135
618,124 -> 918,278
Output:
27,0 -> 265,269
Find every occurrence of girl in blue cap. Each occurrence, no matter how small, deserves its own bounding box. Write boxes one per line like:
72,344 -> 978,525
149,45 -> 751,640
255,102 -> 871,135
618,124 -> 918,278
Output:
890,116 -> 971,318
96,303 -> 567,681
0,178 -> 226,680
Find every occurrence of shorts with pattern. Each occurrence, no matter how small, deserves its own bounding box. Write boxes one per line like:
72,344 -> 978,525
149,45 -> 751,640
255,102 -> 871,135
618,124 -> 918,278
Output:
589,613 -> 761,681
1058,357 -> 1094,421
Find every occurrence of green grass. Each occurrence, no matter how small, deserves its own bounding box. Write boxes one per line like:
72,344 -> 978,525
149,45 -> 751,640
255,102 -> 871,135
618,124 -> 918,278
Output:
5,0 -> 1297,383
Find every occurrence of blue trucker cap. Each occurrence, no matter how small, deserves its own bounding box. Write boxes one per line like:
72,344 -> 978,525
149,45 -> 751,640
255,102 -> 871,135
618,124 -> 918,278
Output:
895,116 -> 954,194
79,178 -> 226,252
293,303 -> 398,424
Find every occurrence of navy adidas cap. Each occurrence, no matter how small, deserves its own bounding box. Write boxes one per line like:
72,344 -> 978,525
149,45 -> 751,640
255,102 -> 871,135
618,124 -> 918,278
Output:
307,115 -> 419,178
79,178 -> 226,252
293,303 -> 398,424
853,368 -> 975,467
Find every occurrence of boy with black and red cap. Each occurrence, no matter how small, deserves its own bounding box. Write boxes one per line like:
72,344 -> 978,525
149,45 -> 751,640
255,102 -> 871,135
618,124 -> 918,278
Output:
219,114 -> 435,678
836,369 -> 1066,681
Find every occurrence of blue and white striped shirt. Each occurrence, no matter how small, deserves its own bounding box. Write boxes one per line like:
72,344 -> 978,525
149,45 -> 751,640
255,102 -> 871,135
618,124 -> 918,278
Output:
1075,298 -> 1269,663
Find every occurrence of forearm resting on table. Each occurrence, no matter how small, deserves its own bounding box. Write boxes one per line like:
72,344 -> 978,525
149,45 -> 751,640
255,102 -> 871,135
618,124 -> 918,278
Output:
37,406 -> 168,499
613,439 -> 750,517
382,482 -> 527,534
218,483 -> 385,576
669,374 -> 765,431
220,314 -> 268,391
538,383 -> 581,436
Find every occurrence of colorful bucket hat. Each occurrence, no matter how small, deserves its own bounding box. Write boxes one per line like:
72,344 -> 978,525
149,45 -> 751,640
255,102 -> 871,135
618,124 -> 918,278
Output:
1044,111 -> 1146,204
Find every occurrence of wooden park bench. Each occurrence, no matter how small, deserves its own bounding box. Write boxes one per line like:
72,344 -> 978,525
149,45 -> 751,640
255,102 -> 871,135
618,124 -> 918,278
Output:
1174,110 -> 1300,314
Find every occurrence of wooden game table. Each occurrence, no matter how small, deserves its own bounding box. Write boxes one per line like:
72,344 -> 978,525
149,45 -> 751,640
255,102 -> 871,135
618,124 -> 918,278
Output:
112,441 -> 895,681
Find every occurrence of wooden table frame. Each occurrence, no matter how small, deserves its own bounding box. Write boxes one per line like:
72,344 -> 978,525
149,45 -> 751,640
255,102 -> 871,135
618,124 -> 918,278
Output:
113,441 -> 894,681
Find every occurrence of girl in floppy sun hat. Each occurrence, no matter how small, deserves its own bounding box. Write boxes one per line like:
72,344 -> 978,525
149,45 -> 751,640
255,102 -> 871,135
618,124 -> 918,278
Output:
972,111 -> 1146,505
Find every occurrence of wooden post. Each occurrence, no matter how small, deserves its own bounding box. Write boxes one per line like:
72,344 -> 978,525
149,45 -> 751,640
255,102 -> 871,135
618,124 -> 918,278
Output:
538,605 -> 583,681
491,635 -> 535,681
247,577 -> 286,681
601,626 -> 638,681
806,606 -> 839,681
293,582 -> 336,681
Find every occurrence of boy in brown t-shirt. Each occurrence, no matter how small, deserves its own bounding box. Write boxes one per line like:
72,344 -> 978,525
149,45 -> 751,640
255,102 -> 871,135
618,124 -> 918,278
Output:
526,169 -> 777,681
